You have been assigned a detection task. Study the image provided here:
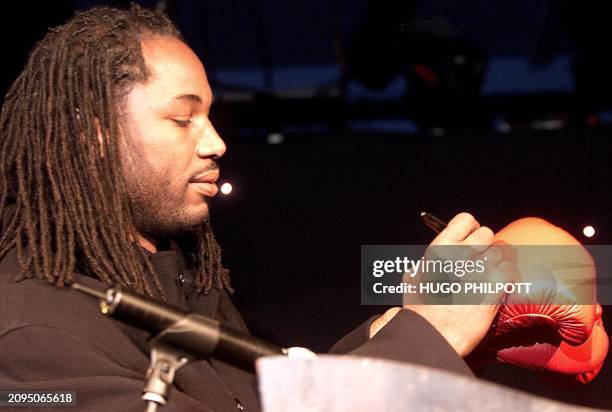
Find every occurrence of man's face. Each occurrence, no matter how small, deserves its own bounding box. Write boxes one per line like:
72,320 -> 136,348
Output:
121,36 -> 226,241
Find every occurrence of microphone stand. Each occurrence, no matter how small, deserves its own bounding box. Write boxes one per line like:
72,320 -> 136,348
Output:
139,312 -> 233,412
72,282 -> 286,412
142,335 -> 190,412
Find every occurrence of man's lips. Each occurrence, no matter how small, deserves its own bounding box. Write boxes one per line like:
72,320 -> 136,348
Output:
190,169 -> 220,184
189,169 -> 220,197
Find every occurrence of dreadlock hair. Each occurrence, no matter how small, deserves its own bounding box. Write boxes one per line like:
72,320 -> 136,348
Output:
0,4 -> 231,299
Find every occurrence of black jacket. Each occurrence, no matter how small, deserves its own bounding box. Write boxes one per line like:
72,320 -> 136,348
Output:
0,239 -> 472,411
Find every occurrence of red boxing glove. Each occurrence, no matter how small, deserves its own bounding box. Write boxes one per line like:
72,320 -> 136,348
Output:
497,303 -> 608,385
473,217 -> 608,384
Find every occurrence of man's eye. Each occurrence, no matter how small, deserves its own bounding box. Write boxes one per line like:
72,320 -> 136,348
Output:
172,119 -> 191,127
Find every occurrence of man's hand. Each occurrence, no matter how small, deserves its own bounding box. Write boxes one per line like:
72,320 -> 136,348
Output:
369,213 -> 515,357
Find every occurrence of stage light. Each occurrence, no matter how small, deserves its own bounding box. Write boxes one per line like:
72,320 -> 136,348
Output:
583,225 -> 595,238
220,182 -> 233,195
267,133 -> 284,145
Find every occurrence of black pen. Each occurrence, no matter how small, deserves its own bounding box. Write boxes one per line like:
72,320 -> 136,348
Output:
420,211 -> 448,234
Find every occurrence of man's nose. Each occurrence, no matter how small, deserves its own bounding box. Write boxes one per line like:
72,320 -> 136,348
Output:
196,121 -> 226,160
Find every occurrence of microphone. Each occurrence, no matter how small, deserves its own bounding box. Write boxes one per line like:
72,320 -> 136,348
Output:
71,282 -> 285,370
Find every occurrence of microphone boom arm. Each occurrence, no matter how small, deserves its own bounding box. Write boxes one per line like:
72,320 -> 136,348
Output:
72,283 -> 286,411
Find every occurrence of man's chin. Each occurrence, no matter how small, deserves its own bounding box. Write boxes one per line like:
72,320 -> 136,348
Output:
186,199 -> 211,220
169,202 -> 211,231
133,204 -> 211,239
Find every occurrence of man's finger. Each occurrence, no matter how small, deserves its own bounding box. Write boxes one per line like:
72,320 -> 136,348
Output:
480,260 -> 518,306
432,212 -> 480,244
464,226 -> 494,252
482,244 -> 503,269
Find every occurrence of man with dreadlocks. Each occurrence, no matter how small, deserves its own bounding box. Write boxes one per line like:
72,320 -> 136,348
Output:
0,4 -> 509,411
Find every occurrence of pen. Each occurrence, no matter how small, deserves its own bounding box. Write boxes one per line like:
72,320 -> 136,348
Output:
420,211 -> 448,234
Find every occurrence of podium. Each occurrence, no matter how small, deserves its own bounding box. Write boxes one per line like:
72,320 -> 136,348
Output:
257,355 -> 598,411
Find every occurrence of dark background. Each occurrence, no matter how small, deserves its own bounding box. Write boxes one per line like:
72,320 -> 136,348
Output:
2,0 -> 612,409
